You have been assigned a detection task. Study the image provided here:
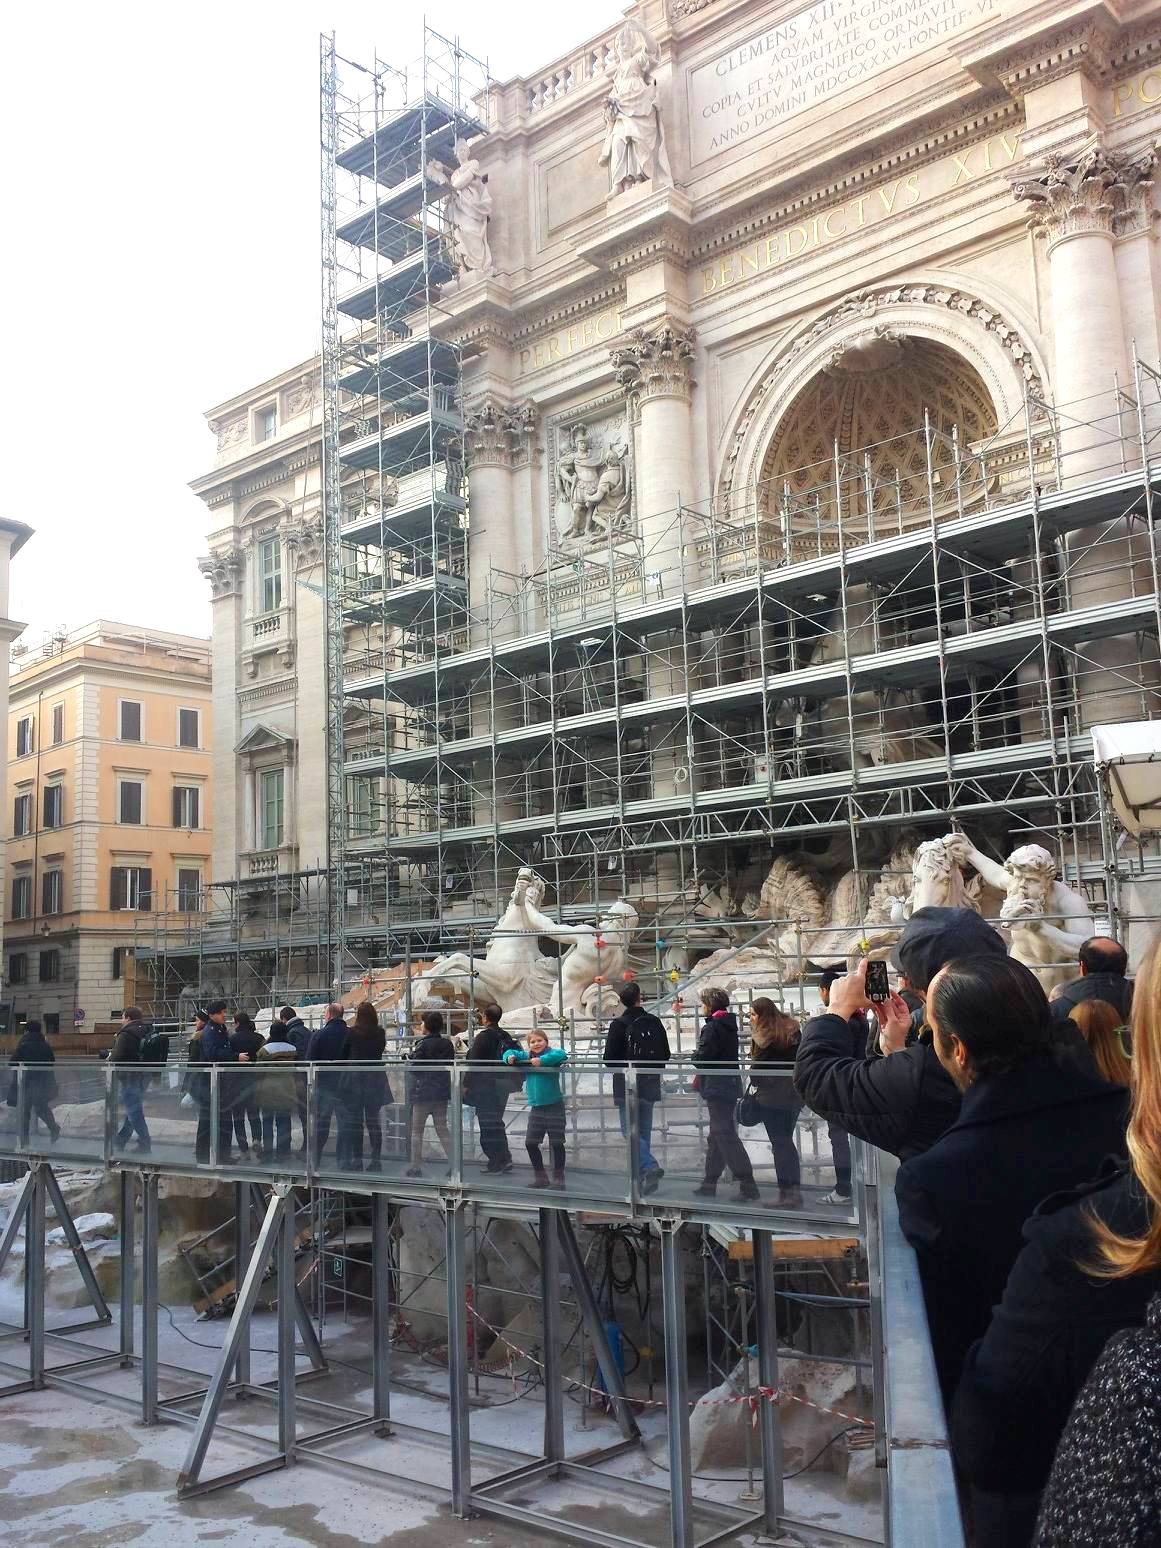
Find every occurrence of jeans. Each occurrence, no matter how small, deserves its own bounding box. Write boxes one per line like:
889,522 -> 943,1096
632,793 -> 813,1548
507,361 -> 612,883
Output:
473,1091 -> 512,1167
260,1110 -> 291,1158
526,1101 -> 566,1175
616,1098 -> 658,1173
760,1108 -> 801,1188
829,1122 -> 852,1195
117,1085 -> 150,1147
410,1102 -> 451,1167
702,1100 -> 754,1185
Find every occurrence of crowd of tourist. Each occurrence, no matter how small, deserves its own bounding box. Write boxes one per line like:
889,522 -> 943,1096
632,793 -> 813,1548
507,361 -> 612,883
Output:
6,899 -> 1153,1540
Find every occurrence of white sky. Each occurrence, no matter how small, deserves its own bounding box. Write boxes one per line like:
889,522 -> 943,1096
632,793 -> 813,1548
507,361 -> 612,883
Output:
0,1 -> 624,647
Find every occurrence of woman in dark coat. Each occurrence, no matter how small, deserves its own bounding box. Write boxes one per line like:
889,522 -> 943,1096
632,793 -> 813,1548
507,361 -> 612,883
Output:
341,1001 -> 392,1171
748,997 -> 802,1207
229,1012 -> 264,1155
693,988 -> 759,1202
8,1020 -> 59,1145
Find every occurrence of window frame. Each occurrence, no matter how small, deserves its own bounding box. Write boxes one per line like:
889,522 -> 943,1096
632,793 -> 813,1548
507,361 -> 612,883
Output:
118,699 -> 143,743
11,874 -> 31,920
177,707 -> 201,749
15,716 -> 34,758
117,778 -> 144,826
111,946 -> 125,981
41,870 -> 62,917
172,784 -> 201,829
38,949 -> 60,984
42,783 -> 63,830
110,865 -> 152,912
259,767 -> 285,851
257,535 -> 282,615
176,867 -> 203,913
51,702 -> 64,746
12,792 -> 32,838
255,403 -> 277,443
7,952 -> 27,986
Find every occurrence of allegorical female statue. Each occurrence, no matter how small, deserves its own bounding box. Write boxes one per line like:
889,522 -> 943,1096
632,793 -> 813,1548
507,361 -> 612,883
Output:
599,22 -> 671,195
430,140 -> 493,275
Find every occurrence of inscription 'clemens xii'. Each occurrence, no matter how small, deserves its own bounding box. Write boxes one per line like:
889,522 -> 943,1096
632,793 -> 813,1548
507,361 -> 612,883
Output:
687,0 -> 1002,164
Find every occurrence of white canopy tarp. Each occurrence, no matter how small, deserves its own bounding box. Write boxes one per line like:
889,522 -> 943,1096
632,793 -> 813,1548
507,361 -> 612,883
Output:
1093,721 -> 1161,838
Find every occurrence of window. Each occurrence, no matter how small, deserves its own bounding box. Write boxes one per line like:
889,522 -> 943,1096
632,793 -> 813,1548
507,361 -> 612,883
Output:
12,793 -> 31,837
178,708 -> 200,749
44,1013 -> 59,1035
257,404 -> 277,442
38,950 -> 60,984
41,871 -> 62,916
110,866 -> 152,911
259,768 -> 285,850
111,946 -> 125,980
119,700 -> 142,742
257,537 -> 282,613
347,775 -> 379,838
7,954 -> 26,986
11,875 -> 31,920
43,784 -> 63,830
118,780 -> 143,825
172,785 -> 201,829
177,868 -> 203,912
51,703 -> 64,745
15,717 -> 33,757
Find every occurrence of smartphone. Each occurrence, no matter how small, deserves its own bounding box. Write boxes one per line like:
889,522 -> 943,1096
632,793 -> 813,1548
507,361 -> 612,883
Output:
864,959 -> 890,1004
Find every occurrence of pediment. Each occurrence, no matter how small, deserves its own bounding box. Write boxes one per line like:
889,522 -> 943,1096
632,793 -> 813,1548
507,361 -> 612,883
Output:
235,723 -> 295,756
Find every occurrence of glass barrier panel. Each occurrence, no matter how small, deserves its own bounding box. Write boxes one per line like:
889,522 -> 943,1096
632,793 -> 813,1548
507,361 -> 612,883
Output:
111,1063 -> 201,1167
2,1057 -> 108,1163
313,1060 -> 427,1186
217,1062 -> 286,1174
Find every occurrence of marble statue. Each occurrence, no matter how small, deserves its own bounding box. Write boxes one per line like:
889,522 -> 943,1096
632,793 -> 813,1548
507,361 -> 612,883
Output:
430,141 -> 493,276
516,892 -> 639,1015
599,21 -> 671,195
554,423 -> 633,546
945,835 -> 1096,987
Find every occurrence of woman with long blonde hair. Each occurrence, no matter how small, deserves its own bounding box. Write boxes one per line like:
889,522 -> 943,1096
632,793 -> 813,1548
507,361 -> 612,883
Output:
747,997 -> 804,1208
1069,998 -> 1131,1088
950,938 -> 1142,1541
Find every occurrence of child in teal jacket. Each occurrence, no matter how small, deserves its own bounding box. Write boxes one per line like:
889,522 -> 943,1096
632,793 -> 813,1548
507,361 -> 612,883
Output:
505,1029 -> 568,1187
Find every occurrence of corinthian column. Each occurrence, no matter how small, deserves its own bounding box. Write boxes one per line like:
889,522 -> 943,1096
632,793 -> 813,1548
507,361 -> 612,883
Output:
611,319 -> 695,596
464,396 -> 537,618
1015,146 -> 1158,727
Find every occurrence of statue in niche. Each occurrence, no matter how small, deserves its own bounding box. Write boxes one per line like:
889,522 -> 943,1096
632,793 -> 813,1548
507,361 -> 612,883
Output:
554,422 -> 633,547
599,21 -> 671,195
429,140 -> 493,276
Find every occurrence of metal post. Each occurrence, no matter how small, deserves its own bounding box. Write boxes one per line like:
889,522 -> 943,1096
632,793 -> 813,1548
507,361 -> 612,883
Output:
234,1181 -> 252,1389
372,1192 -> 392,1435
752,1228 -> 786,1533
178,1186 -> 291,1492
737,1285 -> 758,1502
556,1214 -> 641,1442
277,1199 -> 296,1460
660,1219 -> 694,1548
42,1167 -> 111,1323
119,1170 -> 135,1366
27,1165 -> 45,1389
209,1065 -> 221,1168
540,1207 -> 565,1467
141,1171 -> 159,1424
445,1200 -> 473,1517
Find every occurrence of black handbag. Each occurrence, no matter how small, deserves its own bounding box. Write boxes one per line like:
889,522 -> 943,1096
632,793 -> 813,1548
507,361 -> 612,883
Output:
735,1086 -> 761,1127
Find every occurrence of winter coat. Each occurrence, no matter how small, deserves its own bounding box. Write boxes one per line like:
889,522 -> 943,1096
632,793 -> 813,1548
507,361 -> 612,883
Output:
229,1024 -> 263,1103
464,1023 -> 521,1105
109,1020 -> 153,1092
505,1046 -> 567,1107
308,1017 -> 349,1063
603,1006 -> 670,1103
341,1023 -> 392,1107
279,1016 -> 311,1058
952,1163 -> 1160,1512
200,1021 -> 235,1064
182,1029 -> 207,1103
794,1014 -> 961,1161
693,1011 -> 744,1104
8,1029 -> 56,1105
1049,970 -> 1133,1028
409,1029 -> 456,1103
256,1040 -> 299,1113
750,1037 -> 801,1115
896,1055 -> 1129,1404
1034,1291 -> 1161,1547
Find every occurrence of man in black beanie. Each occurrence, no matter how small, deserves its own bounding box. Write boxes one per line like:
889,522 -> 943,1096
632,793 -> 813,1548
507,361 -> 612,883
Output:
793,907 -> 1008,1162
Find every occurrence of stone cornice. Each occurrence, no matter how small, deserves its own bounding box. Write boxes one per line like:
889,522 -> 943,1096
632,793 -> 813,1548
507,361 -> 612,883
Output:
958,10 -> 1121,97
190,426 -> 321,503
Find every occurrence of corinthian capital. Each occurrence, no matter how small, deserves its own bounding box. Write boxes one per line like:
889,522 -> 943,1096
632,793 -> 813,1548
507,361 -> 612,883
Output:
610,319 -> 696,406
464,396 -> 539,468
198,547 -> 243,600
1014,145 -> 1158,246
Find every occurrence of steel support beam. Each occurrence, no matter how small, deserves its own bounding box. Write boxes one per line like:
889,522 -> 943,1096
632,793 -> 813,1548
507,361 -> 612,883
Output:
660,1219 -> 693,1548
141,1172 -> 159,1425
234,1181 -> 253,1389
371,1193 -> 392,1435
43,1167 -> 112,1326
444,1199 -> 472,1518
540,1208 -> 565,1467
556,1214 -> 640,1443
119,1170 -> 135,1365
277,1198 -> 297,1461
751,1228 -> 785,1535
27,1165 -> 46,1390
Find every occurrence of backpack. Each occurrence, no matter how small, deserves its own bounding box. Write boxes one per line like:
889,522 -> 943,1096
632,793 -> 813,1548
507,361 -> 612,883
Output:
138,1027 -> 170,1064
497,1028 -> 526,1089
625,1012 -> 666,1065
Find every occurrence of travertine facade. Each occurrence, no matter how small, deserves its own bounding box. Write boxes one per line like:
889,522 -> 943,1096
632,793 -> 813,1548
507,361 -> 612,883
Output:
3,622 -> 211,1032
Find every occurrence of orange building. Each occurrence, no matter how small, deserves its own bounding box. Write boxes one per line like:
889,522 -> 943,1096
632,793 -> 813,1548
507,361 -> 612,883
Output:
4,622 -> 211,1033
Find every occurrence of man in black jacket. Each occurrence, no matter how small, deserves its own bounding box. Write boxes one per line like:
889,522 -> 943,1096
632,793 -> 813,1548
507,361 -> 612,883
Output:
1049,934 -> 1133,1027
816,966 -> 872,1204
276,1005 -> 311,1151
793,908 -> 1004,1161
604,983 -> 671,1193
464,1003 -> 516,1173
407,1010 -> 456,1176
110,1007 -> 153,1153
309,1004 -> 349,1164
896,955 -> 1129,1408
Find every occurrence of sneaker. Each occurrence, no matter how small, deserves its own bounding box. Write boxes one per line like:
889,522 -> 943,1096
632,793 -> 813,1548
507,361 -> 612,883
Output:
496,1160 -> 514,1174
693,1183 -> 717,1198
530,1173 -> 552,1189
734,1180 -> 761,1202
405,1166 -> 423,1178
776,1187 -> 804,1209
641,1168 -> 662,1195
821,1189 -> 852,1206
